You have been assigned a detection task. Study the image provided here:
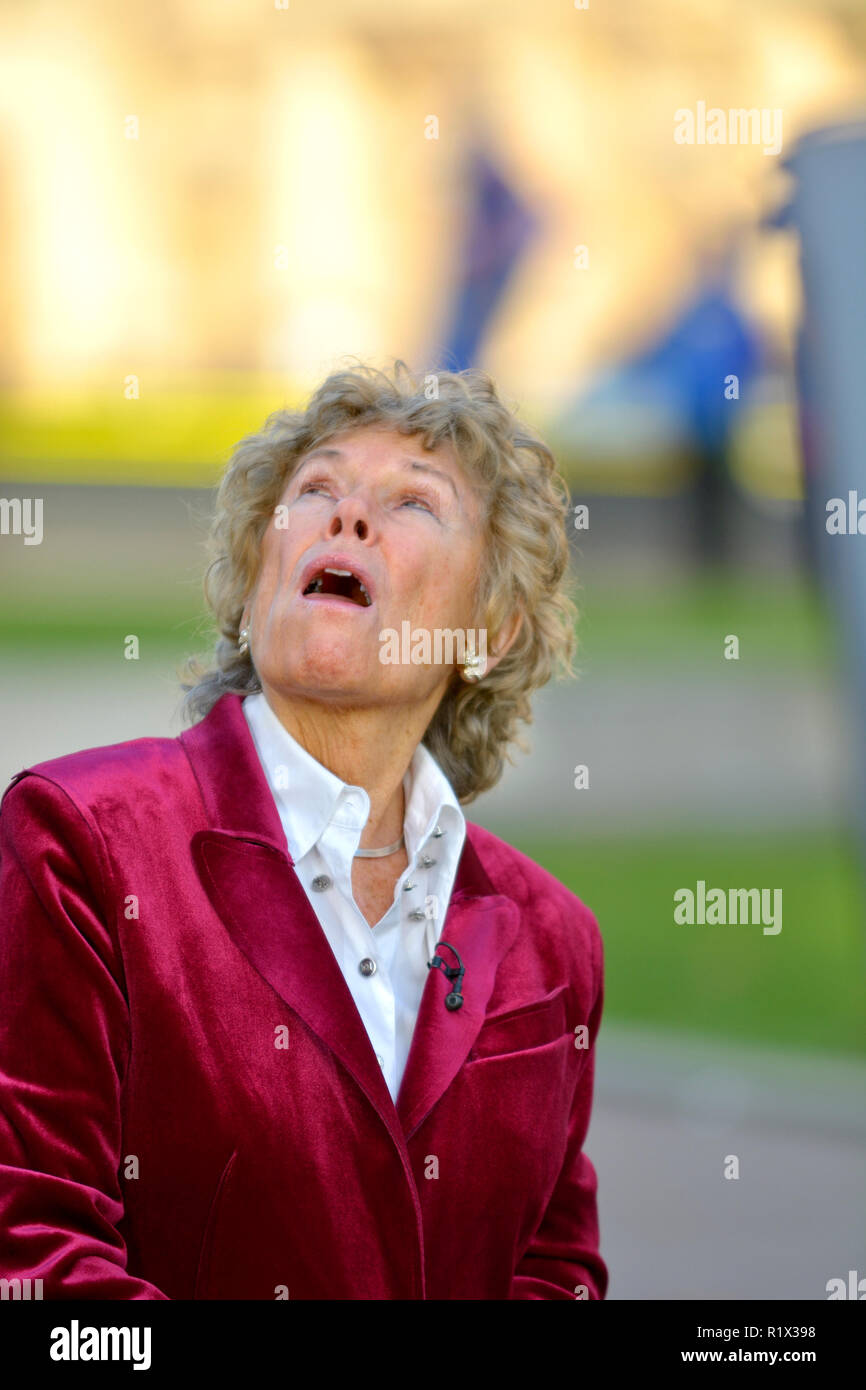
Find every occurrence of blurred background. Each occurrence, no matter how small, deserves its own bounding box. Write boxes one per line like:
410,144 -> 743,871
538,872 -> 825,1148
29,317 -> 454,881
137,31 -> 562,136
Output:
1,0 -> 865,1299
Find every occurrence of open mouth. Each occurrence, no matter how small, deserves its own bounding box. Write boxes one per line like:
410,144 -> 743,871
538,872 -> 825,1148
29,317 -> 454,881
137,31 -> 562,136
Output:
302,566 -> 372,608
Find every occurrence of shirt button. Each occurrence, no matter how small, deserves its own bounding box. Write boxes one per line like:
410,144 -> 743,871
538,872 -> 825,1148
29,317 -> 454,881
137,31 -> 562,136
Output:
311,874 -> 332,892
376,1054 -> 385,1068
420,855 -> 437,868
359,957 -> 377,977
407,908 -> 426,921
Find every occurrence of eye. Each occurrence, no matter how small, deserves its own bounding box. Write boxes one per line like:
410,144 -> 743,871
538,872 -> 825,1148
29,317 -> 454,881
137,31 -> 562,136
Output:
399,493 -> 436,514
295,479 -> 438,514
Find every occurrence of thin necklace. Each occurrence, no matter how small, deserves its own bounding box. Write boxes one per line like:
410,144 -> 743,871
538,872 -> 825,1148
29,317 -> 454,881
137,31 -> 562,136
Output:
354,833 -> 405,859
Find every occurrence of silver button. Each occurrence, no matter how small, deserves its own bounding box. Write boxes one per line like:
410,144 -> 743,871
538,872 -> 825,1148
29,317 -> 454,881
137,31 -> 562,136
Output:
311,874 -> 332,892
432,825 -> 444,837
420,855 -> 437,868
359,957 -> 377,977
407,908 -> 426,921
402,881 -> 416,892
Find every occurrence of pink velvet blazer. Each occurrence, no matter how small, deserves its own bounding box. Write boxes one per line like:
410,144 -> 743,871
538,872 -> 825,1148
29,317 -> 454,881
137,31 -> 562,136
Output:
0,692 -> 607,1300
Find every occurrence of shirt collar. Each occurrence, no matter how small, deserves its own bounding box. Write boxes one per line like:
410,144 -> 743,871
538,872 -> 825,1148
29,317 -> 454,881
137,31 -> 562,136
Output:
242,691 -> 464,863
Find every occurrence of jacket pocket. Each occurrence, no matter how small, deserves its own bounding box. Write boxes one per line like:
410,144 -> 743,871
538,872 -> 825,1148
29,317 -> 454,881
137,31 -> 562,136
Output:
193,1149 -> 238,1300
468,986 -> 569,1061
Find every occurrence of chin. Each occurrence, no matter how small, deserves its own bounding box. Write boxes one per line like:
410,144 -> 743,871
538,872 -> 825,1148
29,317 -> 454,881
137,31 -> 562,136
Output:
276,657 -> 375,697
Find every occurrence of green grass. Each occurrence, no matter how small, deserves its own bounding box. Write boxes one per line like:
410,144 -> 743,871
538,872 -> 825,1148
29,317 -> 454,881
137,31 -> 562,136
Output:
574,571 -> 834,671
520,831 -> 866,1060
0,603 -> 211,655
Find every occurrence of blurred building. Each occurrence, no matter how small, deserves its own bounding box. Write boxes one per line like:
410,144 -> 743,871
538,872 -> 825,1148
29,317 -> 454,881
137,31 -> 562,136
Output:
0,0 -> 864,494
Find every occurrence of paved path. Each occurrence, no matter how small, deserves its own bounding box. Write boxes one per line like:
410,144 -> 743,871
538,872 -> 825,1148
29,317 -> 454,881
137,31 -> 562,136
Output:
472,674 -> 852,836
0,654 -> 851,835
592,1024 -> 866,1299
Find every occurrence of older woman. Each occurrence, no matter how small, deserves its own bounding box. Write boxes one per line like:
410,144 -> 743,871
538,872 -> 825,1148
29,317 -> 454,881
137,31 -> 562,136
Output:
0,362 -> 607,1300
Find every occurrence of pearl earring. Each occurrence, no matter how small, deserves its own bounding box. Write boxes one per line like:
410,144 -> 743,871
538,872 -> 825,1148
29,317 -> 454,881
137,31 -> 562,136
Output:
461,650 -> 486,683
238,626 -> 250,655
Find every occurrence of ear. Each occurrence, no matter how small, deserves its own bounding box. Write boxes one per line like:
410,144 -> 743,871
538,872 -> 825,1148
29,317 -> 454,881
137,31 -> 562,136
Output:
483,607 -> 523,676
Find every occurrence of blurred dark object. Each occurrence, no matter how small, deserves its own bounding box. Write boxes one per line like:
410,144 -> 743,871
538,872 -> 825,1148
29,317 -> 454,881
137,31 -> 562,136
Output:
557,260 -> 761,565
437,148 -> 538,371
631,274 -> 761,566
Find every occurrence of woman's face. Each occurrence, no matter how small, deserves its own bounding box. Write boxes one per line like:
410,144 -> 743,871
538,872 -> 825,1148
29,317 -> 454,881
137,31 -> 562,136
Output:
244,424 -> 492,716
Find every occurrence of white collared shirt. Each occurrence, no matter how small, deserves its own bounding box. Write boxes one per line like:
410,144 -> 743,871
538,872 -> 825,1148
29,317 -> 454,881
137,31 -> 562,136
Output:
242,692 -> 466,1102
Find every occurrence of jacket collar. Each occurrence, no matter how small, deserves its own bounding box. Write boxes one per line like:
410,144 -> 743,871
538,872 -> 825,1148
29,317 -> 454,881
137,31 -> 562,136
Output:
180,694 -> 521,1144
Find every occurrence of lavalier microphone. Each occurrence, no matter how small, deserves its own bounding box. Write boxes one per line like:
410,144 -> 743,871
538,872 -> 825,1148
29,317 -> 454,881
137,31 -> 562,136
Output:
428,940 -> 465,1010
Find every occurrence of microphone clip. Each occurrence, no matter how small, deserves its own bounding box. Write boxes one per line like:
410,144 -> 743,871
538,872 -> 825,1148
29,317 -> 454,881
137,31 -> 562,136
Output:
427,940 -> 465,1011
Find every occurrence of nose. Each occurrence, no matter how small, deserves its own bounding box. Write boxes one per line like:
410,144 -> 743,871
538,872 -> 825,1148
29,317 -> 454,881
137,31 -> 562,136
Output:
325,490 -> 375,542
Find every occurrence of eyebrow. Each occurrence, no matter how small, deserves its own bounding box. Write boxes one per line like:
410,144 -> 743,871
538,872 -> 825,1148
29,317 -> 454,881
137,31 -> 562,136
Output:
296,447 -> 460,502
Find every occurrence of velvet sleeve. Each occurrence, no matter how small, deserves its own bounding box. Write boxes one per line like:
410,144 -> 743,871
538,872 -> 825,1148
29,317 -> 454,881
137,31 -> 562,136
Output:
0,772 -> 170,1299
508,912 -> 608,1300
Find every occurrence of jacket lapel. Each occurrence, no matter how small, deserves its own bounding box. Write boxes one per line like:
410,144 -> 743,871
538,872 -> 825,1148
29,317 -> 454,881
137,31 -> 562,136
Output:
190,826 -> 404,1130
180,694 -> 521,1145
396,864 -> 521,1139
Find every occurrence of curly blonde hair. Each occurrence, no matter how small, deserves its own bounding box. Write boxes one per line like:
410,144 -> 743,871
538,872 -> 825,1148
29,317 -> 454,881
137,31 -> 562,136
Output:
181,360 -> 577,803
